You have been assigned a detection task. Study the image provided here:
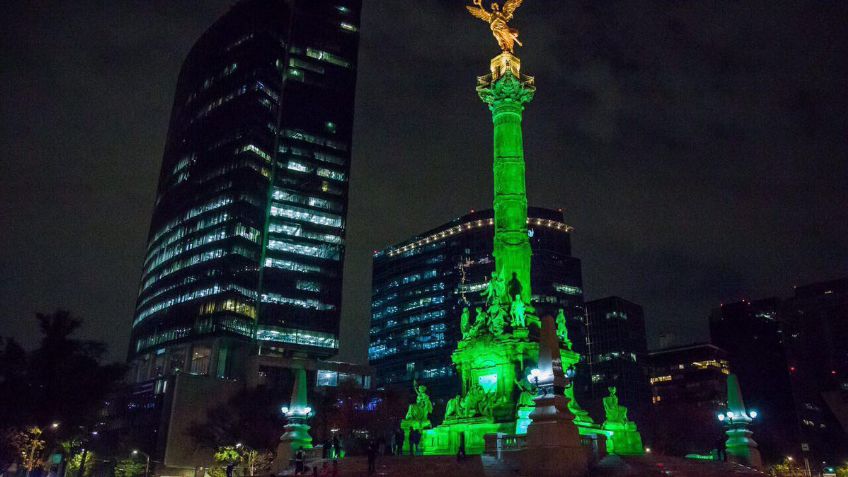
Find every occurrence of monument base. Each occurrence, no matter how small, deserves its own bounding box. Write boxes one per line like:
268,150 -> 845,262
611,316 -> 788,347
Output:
602,422 -> 644,456
522,418 -> 588,477
521,391 -> 588,477
727,428 -> 763,469
421,417 -> 513,455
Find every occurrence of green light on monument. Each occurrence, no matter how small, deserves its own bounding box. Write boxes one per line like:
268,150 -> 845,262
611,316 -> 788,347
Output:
395,2 -> 643,463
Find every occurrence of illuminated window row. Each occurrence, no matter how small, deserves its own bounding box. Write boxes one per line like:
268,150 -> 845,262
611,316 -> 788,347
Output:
372,292 -> 399,310
268,239 -> 340,261
269,222 -> 343,244
296,280 -> 321,292
368,335 -> 448,360
263,257 -> 322,274
376,269 -> 438,294
141,249 -> 225,292
271,204 -> 344,228
135,280 -> 259,326
135,327 -> 191,352
305,47 -> 351,69
144,223 -> 259,278
261,293 -> 335,310
144,211 -> 230,269
255,326 -> 338,349
137,275 -> 198,310
554,283 -> 583,296
290,57 -> 324,74
135,283 -> 223,325
403,295 -> 446,312
273,189 -> 343,212
172,154 -> 194,176
279,145 -> 345,166
316,167 -> 346,182
283,128 -> 348,152
144,226 -> 228,275
385,217 -> 573,257
239,144 -> 272,163
194,84 -> 249,121
199,299 -> 256,319
594,351 -> 637,363
421,365 -> 454,379
149,196 -> 234,245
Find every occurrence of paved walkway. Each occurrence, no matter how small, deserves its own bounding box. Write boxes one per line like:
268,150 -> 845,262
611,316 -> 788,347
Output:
322,454 -> 764,476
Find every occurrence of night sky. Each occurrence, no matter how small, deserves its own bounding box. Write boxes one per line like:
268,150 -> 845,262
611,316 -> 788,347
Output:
1,1 -> 846,363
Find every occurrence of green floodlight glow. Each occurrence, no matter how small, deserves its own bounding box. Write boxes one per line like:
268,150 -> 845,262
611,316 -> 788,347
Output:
478,374 -> 498,393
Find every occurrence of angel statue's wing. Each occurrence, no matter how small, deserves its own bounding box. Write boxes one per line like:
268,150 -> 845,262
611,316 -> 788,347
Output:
502,0 -> 524,20
466,5 -> 492,23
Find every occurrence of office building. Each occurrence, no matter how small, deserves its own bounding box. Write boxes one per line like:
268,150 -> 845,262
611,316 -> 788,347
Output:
114,1 -> 363,474
781,278 -> 848,464
645,343 -> 729,454
709,298 -> 798,462
585,296 -> 650,423
129,0 -> 361,377
369,207 -> 586,404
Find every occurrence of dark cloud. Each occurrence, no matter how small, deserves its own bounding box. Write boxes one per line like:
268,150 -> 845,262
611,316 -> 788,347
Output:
2,1 -> 846,363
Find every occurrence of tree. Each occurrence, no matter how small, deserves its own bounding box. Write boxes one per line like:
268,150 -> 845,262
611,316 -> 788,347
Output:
114,458 -> 145,477
188,387 -> 284,455
27,310 -> 126,429
64,450 -> 95,477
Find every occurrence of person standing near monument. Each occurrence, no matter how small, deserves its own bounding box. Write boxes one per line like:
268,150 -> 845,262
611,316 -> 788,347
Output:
456,432 -> 467,462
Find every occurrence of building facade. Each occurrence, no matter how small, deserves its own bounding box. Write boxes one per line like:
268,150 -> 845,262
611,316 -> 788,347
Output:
644,343 -> 730,455
113,2 -> 363,473
129,0 -> 361,378
709,298 -> 798,462
369,207 -> 586,405
781,278 -> 848,464
584,296 -> 650,424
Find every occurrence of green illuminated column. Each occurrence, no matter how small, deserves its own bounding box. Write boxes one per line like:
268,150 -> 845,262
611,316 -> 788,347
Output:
478,52 -> 536,303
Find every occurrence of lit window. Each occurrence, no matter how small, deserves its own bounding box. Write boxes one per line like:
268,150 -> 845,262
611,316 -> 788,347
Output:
190,346 -> 212,375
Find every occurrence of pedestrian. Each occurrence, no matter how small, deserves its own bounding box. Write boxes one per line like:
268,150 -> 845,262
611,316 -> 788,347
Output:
394,428 -> 404,455
332,435 -> 340,459
456,431 -> 466,462
294,447 -> 305,475
409,429 -> 420,456
367,440 -> 377,475
715,437 -> 727,462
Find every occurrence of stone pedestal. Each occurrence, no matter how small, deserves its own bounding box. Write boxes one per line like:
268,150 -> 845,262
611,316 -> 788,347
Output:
726,425 -> 763,469
602,421 -> 643,456
522,393 -> 588,477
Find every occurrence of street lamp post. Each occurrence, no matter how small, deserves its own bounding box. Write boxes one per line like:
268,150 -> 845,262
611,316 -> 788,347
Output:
132,450 -> 150,477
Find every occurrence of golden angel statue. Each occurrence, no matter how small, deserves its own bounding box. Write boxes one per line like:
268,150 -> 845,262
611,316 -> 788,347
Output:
466,0 -> 524,53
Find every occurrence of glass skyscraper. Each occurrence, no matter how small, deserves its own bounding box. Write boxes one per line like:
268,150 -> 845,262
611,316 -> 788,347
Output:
585,296 -> 650,423
129,0 -> 361,375
369,207 -> 587,404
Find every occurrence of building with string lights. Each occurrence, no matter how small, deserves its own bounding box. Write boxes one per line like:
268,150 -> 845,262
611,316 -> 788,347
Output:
369,207 -> 587,406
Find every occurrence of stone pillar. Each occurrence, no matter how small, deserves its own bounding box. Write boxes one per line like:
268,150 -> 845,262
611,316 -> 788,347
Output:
477,52 -> 536,304
522,315 -> 588,476
272,366 -> 312,474
724,374 -> 762,469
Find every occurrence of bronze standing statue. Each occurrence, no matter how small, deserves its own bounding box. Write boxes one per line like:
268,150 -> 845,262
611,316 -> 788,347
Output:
466,0 -> 525,53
